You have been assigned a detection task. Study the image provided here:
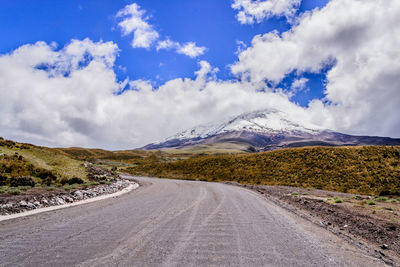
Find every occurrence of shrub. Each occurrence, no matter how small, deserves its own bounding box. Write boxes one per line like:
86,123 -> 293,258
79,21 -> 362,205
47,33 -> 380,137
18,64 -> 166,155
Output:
20,144 -> 31,150
376,196 -> 388,202
8,188 -> 21,195
36,169 -> 56,180
63,184 -> 72,191
9,162 -> 31,177
334,196 -> 343,203
63,183 -> 81,191
0,175 -> 7,186
61,177 -> 84,185
0,186 -> 6,194
10,176 -> 35,187
368,200 -> 376,205
85,181 -> 99,186
70,183 -> 82,189
18,186 -> 31,191
36,169 -> 57,186
379,190 -> 391,196
124,146 -> 400,196
42,176 -> 54,186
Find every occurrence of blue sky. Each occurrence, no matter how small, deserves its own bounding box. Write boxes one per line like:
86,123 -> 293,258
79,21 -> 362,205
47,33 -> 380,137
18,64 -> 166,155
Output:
1,0 -> 398,148
1,0 -> 329,106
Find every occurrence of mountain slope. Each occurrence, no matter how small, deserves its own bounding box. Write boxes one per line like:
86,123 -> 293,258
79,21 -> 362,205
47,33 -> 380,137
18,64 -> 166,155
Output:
143,109 -> 400,151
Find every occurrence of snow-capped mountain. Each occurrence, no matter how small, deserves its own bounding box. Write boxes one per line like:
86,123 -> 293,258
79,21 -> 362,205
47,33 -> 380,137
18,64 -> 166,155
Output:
166,109 -> 322,141
143,109 -> 400,151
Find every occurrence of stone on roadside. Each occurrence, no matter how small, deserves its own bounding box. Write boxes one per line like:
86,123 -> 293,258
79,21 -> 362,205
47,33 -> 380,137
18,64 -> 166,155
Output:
19,200 -> 35,209
64,196 -> 73,203
55,197 -> 65,205
73,190 -> 84,200
19,200 -> 28,207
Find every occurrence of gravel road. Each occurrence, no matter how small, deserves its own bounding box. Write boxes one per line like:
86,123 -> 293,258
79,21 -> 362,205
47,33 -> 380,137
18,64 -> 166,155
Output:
0,176 -> 385,266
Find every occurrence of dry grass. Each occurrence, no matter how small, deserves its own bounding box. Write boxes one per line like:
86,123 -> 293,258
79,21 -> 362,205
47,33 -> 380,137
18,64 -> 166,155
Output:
0,138 -> 87,184
125,146 -> 400,196
161,142 -> 252,155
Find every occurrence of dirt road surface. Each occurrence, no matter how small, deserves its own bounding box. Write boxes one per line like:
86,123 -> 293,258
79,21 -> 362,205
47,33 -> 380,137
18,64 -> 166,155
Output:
0,176 -> 385,266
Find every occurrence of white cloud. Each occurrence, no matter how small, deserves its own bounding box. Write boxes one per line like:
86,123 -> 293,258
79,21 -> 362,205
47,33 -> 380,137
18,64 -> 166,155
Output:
176,42 -> 207,58
232,0 -> 400,138
290,77 -> 308,95
0,40 -> 303,149
156,38 -> 206,58
116,3 -> 159,48
117,3 -> 206,58
1,0 -> 399,150
232,0 -> 301,24
156,38 -> 179,51
235,40 -> 248,55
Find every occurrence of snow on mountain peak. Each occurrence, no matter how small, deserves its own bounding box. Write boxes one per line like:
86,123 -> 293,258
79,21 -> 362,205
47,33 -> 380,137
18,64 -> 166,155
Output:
166,109 -> 323,141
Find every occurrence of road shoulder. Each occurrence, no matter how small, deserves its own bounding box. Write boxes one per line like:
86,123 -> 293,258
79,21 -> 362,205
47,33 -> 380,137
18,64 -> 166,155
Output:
0,180 -> 139,222
226,182 -> 400,266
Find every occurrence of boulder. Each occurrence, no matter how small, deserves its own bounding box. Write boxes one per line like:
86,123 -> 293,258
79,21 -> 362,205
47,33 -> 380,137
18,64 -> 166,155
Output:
19,200 -> 35,208
64,196 -> 73,203
73,190 -> 84,200
55,197 -> 65,205
19,200 -> 28,207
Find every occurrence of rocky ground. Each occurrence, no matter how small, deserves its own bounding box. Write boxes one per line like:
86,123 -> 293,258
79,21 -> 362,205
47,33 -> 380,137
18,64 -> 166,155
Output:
0,164 -> 134,216
0,179 -> 132,215
226,182 -> 400,265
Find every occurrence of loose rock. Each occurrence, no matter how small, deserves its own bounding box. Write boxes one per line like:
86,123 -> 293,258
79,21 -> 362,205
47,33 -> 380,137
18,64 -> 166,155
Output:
1,180 -> 133,216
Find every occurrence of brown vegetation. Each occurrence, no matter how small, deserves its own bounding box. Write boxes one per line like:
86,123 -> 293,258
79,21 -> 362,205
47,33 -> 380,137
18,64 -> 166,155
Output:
125,146 -> 400,196
0,153 -> 57,187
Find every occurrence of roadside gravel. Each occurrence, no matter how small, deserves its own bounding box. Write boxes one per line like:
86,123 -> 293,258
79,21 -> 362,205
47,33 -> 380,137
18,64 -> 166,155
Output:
0,179 -> 134,216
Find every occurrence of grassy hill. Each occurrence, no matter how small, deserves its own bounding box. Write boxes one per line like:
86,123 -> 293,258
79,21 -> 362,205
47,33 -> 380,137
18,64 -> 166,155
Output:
125,146 -> 400,196
3,135 -> 399,197
0,137 -> 87,193
160,142 -> 253,155
55,147 -> 157,161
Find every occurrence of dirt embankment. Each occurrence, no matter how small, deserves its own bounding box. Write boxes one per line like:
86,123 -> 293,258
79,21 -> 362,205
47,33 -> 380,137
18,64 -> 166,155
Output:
227,182 -> 400,265
0,180 -> 132,216
0,165 -> 130,216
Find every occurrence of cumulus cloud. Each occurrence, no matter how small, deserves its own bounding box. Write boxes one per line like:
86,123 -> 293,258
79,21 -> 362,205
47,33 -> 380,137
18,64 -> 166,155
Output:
1,0 -> 399,150
232,0 -> 301,24
156,39 -> 206,58
156,38 -> 178,51
0,40 -> 303,149
289,77 -> 308,95
117,3 -> 206,58
232,0 -> 400,137
176,42 -> 207,58
116,3 -> 159,48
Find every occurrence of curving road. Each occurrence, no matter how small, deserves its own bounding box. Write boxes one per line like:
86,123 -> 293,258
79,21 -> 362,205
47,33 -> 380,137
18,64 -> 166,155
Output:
0,176 -> 384,266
